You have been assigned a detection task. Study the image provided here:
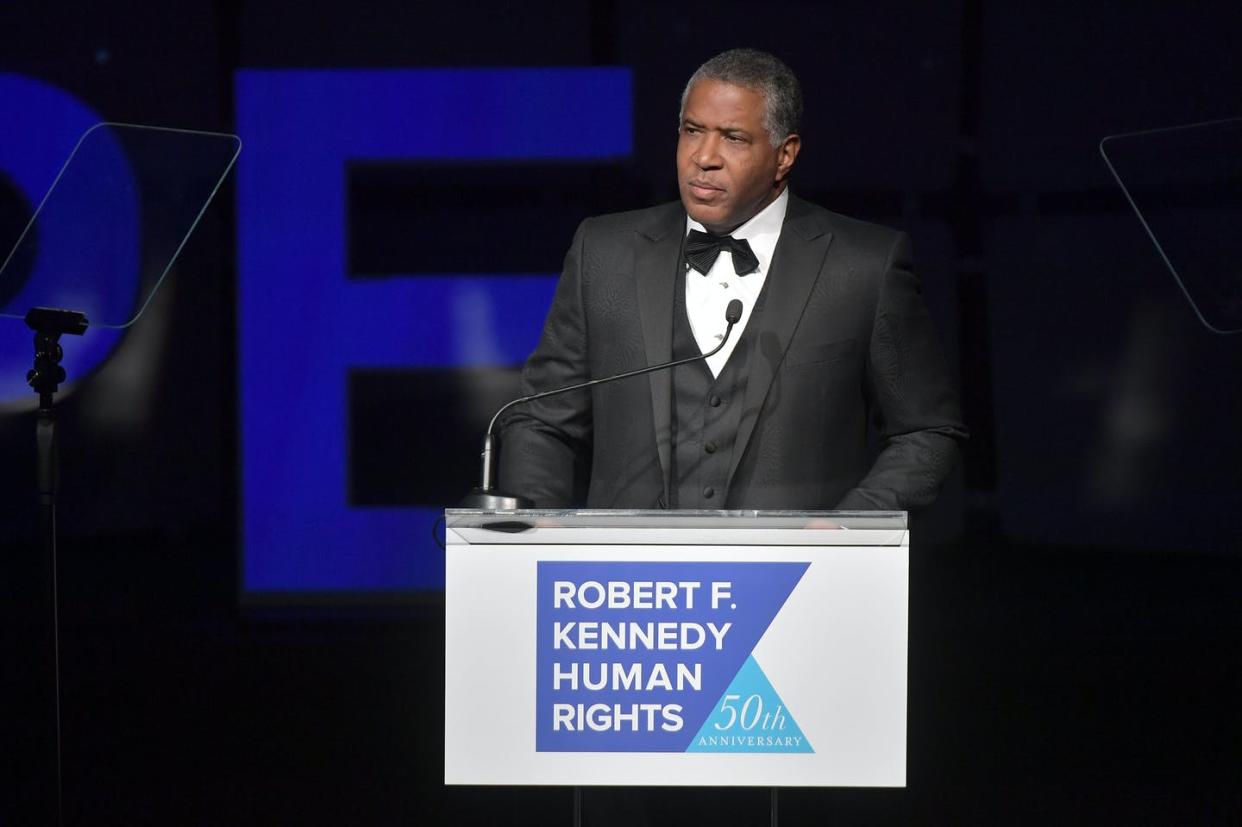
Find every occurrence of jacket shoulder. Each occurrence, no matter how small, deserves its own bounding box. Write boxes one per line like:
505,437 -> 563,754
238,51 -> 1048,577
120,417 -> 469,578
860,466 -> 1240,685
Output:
579,201 -> 683,239
789,195 -> 906,254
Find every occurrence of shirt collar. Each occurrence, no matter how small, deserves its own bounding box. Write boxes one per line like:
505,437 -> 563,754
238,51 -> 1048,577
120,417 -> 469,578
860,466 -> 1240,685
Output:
685,187 -> 789,272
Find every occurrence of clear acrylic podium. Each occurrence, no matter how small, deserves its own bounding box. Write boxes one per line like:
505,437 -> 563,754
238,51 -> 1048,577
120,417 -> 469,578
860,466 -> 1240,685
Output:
444,509 -> 909,789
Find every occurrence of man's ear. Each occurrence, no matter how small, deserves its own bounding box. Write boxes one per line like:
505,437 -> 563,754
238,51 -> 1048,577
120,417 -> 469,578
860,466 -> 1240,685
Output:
775,134 -> 801,184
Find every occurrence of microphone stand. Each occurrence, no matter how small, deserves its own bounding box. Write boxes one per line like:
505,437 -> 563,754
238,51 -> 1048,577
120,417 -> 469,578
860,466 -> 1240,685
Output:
23,306 -> 88,827
461,300 -> 743,510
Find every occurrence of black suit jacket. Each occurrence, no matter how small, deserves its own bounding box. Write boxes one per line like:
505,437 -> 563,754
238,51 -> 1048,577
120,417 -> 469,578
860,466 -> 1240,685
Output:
498,193 -> 967,510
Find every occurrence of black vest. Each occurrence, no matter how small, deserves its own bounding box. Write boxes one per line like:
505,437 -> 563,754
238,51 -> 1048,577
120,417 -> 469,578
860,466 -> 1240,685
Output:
668,263 -> 769,509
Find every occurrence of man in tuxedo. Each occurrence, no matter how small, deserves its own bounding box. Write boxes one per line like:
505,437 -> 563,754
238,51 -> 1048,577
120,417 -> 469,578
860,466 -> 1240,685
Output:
496,47 -> 966,826
499,47 -> 966,514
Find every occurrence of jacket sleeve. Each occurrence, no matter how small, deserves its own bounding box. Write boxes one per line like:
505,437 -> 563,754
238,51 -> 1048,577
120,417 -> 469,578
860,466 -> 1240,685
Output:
496,220 -> 594,507
835,232 -> 968,511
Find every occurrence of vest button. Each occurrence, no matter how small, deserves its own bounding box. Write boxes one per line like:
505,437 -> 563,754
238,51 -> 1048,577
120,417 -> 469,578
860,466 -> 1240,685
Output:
703,486 -> 715,499
709,395 -> 722,407
705,441 -> 717,454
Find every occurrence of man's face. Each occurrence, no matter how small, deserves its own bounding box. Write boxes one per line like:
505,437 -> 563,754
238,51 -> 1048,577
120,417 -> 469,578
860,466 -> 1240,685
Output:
677,79 -> 801,235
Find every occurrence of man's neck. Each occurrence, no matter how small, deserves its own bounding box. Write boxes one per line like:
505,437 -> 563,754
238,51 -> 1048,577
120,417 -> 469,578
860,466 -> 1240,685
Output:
703,183 -> 788,236
691,187 -> 790,241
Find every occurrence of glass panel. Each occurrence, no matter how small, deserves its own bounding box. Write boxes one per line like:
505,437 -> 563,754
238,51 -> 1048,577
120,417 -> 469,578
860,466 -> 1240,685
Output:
1100,117 -> 1242,334
0,123 -> 241,328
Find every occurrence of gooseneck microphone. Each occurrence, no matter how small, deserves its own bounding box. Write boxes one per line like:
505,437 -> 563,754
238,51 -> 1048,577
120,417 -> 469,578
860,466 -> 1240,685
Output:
460,299 -> 744,510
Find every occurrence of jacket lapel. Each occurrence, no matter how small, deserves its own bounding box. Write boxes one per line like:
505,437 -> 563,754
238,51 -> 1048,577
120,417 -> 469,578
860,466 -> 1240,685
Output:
728,194 -> 834,486
633,204 -> 685,500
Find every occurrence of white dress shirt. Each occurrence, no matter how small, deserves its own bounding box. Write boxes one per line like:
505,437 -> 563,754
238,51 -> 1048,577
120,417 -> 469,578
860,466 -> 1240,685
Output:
684,188 -> 788,377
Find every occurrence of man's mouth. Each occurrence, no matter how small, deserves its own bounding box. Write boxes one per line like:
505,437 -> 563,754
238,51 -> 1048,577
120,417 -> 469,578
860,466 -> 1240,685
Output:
687,180 -> 724,199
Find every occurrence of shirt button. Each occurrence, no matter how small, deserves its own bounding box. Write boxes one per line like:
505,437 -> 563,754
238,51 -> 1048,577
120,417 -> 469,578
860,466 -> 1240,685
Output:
703,486 -> 715,499
709,395 -> 722,407
705,441 -> 717,454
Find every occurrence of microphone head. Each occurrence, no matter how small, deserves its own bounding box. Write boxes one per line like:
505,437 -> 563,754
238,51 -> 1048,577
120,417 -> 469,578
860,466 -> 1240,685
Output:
725,299 -> 743,324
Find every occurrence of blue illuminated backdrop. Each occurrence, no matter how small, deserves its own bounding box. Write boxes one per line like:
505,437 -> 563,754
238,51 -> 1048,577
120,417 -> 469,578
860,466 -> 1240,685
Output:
236,68 -> 633,595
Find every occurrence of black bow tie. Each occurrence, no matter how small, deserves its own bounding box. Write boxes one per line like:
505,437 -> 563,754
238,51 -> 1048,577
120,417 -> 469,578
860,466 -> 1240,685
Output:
684,229 -> 760,276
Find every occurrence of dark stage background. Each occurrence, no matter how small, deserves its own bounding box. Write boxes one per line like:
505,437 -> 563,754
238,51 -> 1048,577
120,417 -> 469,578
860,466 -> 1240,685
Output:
2,1 -> 1241,824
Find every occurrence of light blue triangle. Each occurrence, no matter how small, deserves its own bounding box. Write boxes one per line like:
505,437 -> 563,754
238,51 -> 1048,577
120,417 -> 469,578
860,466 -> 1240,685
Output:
686,655 -> 813,753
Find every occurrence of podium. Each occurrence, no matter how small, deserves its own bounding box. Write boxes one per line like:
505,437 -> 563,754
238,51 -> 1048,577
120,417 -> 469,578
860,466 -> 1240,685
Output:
444,509 -> 908,788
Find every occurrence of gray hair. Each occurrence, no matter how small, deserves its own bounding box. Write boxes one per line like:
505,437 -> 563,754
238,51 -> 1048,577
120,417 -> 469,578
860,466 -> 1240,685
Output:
679,48 -> 803,148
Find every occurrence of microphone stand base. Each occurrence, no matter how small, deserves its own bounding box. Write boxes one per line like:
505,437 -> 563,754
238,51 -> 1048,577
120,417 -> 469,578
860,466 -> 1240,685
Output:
459,489 -> 535,511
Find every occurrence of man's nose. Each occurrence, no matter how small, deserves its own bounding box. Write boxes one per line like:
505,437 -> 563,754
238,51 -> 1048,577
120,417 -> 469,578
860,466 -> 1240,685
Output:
694,134 -> 723,169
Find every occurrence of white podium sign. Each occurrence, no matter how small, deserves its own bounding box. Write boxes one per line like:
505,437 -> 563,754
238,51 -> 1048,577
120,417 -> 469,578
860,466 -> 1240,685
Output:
444,510 -> 908,787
